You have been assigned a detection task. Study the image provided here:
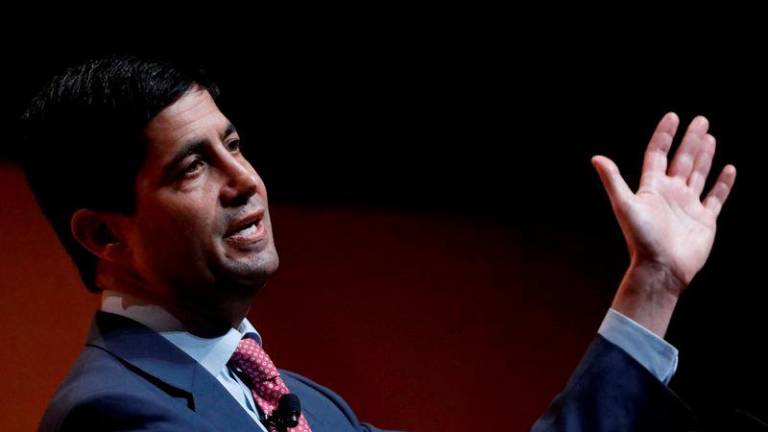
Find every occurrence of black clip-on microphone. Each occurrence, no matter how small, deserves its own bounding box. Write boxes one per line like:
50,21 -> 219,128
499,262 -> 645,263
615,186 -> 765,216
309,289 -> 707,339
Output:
264,393 -> 302,432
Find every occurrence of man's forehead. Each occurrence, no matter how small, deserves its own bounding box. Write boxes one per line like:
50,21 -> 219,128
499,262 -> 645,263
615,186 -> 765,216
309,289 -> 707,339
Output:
143,89 -> 232,161
146,89 -> 226,142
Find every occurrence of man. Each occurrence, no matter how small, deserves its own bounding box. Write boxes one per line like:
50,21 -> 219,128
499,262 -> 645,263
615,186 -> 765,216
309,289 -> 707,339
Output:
26,56 -> 388,432
23,56 -> 735,431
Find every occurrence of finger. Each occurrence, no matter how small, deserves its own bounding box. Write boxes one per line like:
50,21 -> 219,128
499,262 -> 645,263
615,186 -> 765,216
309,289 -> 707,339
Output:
687,133 -> 716,197
668,115 -> 709,180
640,112 -> 679,186
703,164 -> 737,217
592,155 -> 634,209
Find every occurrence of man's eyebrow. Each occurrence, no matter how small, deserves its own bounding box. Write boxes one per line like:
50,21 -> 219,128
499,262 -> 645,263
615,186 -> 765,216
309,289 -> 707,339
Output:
163,122 -> 239,175
223,122 -> 237,138
164,139 -> 207,176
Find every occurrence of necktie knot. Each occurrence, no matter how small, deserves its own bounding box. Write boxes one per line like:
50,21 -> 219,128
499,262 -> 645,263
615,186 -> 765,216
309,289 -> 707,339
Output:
230,335 -> 280,384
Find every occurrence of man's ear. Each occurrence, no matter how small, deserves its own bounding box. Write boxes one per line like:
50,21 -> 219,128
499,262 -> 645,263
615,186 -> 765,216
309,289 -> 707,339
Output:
70,209 -> 128,263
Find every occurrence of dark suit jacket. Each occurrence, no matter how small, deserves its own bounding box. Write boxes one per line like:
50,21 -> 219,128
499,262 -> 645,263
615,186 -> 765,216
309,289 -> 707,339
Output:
531,335 -> 695,431
39,312 -> 388,431
42,312 -> 735,431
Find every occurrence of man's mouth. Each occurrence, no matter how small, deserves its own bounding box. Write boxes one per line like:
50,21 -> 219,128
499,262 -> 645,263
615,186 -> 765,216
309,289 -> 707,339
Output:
224,211 -> 266,244
232,223 -> 258,237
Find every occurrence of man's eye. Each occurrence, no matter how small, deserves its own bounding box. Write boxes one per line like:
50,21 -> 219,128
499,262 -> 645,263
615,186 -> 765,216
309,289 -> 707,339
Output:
183,159 -> 205,176
226,140 -> 241,153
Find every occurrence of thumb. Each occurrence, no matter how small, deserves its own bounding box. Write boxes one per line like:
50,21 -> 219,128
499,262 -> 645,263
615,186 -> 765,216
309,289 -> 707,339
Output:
591,155 -> 633,208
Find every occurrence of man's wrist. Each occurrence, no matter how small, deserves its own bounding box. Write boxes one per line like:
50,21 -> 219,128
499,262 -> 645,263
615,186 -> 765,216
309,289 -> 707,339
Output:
610,261 -> 683,338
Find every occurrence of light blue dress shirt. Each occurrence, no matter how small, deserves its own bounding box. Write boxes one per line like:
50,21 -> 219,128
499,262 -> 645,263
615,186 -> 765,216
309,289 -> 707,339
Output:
598,308 -> 678,384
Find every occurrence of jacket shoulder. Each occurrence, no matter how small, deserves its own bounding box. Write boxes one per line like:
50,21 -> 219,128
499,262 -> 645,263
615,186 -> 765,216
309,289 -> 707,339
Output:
39,346 -> 198,432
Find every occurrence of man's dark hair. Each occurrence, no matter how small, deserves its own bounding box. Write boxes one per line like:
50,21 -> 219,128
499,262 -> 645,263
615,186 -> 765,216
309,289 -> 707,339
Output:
20,55 -> 219,293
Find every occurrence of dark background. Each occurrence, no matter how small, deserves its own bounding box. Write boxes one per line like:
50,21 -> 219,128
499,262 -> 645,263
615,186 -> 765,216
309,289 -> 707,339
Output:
1,19 -> 765,430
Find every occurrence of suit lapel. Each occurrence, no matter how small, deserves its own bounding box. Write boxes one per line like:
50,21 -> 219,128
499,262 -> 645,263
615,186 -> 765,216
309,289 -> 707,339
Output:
87,311 -> 261,431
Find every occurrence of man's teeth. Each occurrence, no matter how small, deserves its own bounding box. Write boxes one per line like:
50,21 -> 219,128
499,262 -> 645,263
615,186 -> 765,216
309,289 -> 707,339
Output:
235,223 -> 257,236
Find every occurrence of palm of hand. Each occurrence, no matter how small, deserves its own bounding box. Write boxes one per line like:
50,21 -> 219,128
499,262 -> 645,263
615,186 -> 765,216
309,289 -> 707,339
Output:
593,113 -> 736,292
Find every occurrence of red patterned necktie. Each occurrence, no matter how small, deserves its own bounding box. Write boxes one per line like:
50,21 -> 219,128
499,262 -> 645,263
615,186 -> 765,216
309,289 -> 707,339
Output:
229,334 -> 312,432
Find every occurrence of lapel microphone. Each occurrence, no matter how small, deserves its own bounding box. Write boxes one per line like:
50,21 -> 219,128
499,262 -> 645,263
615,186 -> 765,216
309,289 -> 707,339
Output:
264,393 -> 302,431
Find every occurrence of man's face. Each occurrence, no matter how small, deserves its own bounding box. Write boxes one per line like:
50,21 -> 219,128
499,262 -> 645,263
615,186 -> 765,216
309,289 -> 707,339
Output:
119,88 -> 279,304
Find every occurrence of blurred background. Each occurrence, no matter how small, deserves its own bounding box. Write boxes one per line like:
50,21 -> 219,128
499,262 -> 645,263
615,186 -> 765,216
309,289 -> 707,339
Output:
1,15 -> 765,431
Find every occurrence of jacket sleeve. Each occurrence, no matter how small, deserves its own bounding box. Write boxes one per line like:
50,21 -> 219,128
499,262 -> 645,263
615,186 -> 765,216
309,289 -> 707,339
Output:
531,335 -> 695,432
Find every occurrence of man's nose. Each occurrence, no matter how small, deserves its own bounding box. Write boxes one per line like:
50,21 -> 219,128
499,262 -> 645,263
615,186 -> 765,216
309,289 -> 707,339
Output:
220,160 -> 259,207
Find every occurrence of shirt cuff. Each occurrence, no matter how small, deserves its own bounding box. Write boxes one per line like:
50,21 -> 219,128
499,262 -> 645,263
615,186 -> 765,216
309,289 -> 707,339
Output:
598,308 -> 679,385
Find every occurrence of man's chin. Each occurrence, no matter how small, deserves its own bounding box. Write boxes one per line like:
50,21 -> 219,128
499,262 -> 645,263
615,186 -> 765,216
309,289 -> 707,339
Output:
218,254 -> 279,289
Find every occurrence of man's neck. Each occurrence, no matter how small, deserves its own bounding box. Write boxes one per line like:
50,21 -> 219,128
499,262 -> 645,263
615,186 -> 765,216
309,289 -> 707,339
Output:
97,267 -> 252,337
